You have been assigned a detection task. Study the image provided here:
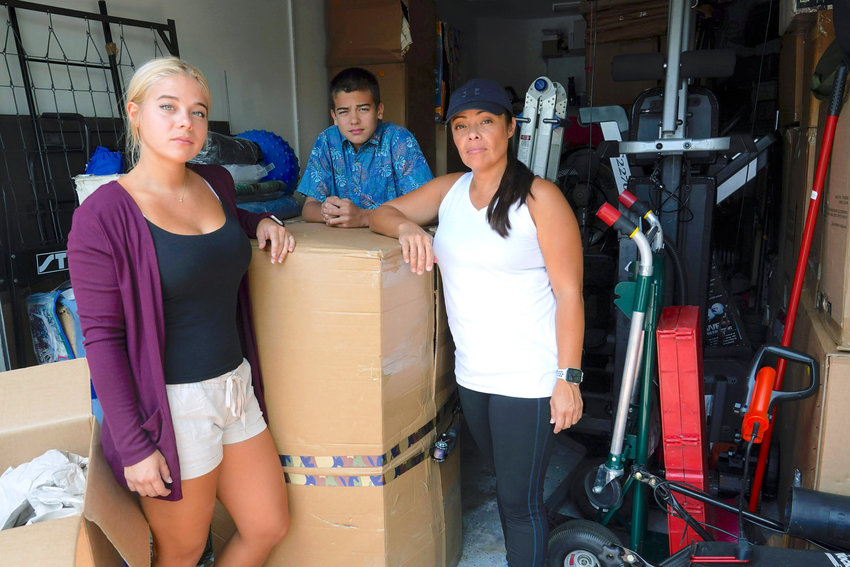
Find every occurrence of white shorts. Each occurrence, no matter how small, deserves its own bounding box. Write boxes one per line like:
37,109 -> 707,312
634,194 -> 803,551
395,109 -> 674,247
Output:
165,358 -> 267,480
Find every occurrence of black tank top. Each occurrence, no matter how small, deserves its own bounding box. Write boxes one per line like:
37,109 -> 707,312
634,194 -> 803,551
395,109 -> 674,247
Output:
147,194 -> 251,384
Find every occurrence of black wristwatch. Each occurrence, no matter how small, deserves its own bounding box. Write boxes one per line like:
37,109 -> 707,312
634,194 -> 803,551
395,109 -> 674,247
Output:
556,367 -> 583,384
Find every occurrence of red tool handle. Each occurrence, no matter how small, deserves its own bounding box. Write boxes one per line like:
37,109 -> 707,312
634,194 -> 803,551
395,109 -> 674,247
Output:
741,367 -> 775,443
596,202 -> 639,236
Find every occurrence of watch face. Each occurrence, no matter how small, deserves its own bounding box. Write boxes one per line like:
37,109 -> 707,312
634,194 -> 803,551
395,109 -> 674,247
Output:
565,368 -> 583,384
557,368 -> 583,384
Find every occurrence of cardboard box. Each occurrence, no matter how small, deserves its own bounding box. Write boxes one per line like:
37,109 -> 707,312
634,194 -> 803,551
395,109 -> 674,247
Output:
586,37 -> 663,108
800,10 -> 835,129
816,97 -> 850,347
779,0 -> 831,36
249,223 -> 454,457
326,0 -> 405,67
0,358 -> 149,567
778,297 -> 850,503
227,225 -> 459,565
580,0 -> 668,44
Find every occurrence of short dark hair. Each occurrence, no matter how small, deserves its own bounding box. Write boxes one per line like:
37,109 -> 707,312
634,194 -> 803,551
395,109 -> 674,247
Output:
329,67 -> 381,109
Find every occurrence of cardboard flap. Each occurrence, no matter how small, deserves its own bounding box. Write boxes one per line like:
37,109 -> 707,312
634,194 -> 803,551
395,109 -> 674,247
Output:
84,420 -> 151,567
0,516 -> 83,565
0,358 -> 91,433
272,223 -> 401,257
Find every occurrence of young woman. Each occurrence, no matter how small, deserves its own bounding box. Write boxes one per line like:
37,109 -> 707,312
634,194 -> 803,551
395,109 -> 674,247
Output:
67,57 -> 292,567
370,78 -> 585,567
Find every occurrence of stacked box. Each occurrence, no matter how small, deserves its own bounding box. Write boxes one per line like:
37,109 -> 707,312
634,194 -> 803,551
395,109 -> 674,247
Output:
579,0 -> 668,44
815,98 -> 850,348
241,223 -> 459,566
776,295 -> 850,522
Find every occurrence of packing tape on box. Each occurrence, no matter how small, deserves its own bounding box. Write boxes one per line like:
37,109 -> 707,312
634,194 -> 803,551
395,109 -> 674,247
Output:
283,450 -> 429,487
279,390 -> 460,469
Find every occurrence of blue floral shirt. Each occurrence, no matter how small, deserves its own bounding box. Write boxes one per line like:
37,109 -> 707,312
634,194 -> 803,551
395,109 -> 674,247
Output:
296,122 -> 433,209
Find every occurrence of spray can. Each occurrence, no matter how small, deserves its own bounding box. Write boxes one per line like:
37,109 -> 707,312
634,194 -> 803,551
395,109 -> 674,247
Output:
431,425 -> 459,463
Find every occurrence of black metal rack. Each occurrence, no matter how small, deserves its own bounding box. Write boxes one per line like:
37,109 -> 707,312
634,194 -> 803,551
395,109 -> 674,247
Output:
0,0 -> 178,369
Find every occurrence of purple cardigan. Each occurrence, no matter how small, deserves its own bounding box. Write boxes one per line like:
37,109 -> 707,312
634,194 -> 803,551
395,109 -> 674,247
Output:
67,163 -> 270,501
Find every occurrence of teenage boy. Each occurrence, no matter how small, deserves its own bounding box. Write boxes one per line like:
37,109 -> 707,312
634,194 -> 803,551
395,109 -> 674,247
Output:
298,67 -> 433,228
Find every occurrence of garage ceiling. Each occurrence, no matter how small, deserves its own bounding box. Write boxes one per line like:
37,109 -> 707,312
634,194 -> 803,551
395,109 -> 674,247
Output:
461,0 -> 581,19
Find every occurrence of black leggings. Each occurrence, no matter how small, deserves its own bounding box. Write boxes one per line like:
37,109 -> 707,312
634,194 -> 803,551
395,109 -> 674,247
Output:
458,385 -> 555,567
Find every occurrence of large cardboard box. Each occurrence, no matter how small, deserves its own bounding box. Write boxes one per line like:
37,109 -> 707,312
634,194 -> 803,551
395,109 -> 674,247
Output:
249,223 -> 454,457
326,0 -> 406,67
779,297 -> 850,503
242,223 -> 460,565
0,359 -> 149,567
816,96 -> 850,348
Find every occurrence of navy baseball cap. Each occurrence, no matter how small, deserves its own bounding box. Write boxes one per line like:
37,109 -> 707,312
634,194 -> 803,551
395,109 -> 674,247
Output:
445,78 -> 513,122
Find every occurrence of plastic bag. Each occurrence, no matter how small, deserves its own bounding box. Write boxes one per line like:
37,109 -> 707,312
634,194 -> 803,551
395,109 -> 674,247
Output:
190,131 -> 263,165
84,146 -> 124,175
26,283 -> 77,364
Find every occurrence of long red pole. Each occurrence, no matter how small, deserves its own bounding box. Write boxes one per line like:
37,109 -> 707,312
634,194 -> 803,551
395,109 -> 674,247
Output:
748,65 -> 847,512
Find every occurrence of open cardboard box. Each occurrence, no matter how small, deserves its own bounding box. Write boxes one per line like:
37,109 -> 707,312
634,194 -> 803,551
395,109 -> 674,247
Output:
0,358 -> 150,566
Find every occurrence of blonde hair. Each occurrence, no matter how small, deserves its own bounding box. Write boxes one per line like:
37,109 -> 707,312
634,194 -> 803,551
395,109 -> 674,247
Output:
124,57 -> 211,167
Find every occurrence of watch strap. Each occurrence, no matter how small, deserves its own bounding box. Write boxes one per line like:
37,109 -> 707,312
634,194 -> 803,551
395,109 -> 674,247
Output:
556,367 -> 583,384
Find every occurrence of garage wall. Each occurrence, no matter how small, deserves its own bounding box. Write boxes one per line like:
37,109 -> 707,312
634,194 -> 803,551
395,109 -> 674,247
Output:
472,15 -> 586,98
2,0 -> 329,167
291,0 -> 329,167
434,2 -> 586,103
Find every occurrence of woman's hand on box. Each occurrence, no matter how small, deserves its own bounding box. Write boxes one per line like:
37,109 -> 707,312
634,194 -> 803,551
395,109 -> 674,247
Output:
125,449 -> 172,497
399,222 -> 436,275
257,217 -> 296,264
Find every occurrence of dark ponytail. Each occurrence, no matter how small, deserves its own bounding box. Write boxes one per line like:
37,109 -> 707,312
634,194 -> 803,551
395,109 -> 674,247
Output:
486,149 -> 535,238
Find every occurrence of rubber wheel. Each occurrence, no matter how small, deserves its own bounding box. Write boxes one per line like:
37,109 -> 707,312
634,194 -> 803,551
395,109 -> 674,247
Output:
571,459 -> 634,520
585,469 -> 623,512
546,519 -> 622,567
570,458 -> 607,519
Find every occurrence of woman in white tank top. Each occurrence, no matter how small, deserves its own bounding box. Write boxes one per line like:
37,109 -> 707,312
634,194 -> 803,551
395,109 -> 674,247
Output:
371,78 -> 584,567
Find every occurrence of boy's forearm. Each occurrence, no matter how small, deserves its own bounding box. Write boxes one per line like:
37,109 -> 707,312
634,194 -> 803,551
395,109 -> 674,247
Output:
357,207 -> 373,228
301,199 -> 324,222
